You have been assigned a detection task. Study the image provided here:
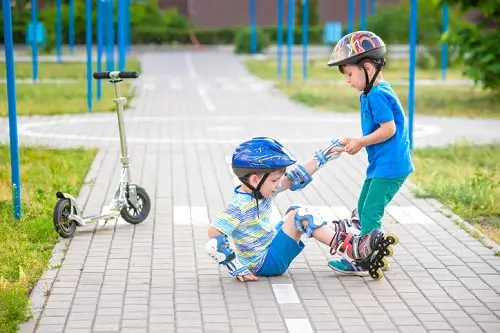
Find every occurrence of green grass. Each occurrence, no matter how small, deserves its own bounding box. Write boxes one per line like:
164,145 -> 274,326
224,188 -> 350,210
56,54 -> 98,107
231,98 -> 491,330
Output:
0,81 -> 134,117
245,58 -> 500,118
0,58 -> 141,79
411,143 -> 500,244
0,145 -> 96,333
275,83 -> 500,118
245,58 -> 468,81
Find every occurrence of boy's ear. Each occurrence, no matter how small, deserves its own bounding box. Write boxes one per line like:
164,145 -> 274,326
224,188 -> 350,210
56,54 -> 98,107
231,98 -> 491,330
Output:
247,174 -> 259,186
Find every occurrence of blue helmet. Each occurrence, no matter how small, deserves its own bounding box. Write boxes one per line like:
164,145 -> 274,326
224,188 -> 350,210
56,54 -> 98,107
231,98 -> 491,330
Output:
232,137 -> 297,179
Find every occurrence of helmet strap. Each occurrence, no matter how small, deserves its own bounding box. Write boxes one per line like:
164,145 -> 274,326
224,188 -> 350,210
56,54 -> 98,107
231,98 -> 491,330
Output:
240,173 -> 270,218
362,59 -> 385,95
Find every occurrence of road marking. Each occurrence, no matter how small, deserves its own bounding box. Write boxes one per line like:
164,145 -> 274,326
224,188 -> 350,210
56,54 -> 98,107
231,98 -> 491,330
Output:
17,116 -> 442,144
186,53 -> 197,78
386,205 -> 435,224
285,318 -> 314,333
272,284 -> 300,304
197,87 -> 215,112
206,126 -> 243,132
173,206 -> 210,225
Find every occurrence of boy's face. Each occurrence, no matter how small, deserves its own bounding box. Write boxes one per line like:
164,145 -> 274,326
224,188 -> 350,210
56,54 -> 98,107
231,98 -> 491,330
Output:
249,170 -> 284,198
342,64 -> 366,92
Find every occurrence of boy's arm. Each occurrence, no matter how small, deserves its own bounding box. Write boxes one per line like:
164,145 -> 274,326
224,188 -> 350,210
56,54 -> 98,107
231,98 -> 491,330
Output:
344,121 -> 395,155
360,120 -> 396,147
280,141 -> 345,192
206,220 -> 257,281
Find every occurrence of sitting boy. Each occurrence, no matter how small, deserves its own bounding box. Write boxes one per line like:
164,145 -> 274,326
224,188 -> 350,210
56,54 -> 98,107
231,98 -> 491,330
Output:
206,137 -> 397,281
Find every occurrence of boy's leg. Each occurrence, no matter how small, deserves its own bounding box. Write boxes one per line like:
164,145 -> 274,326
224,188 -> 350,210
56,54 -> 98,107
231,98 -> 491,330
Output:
357,178 -> 372,222
359,176 -> 407,235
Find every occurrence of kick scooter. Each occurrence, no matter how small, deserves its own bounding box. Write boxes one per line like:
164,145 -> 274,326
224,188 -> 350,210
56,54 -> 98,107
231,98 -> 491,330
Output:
53,71 -> 151,238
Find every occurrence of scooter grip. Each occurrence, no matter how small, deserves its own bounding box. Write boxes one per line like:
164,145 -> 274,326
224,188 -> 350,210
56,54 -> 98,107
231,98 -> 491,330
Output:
118,71 -> 139,78
93,72 -> 111,79
93,71 -> 139,79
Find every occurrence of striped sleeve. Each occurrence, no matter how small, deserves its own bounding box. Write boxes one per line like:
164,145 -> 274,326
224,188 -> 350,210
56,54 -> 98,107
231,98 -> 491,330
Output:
210,204 -> 243,236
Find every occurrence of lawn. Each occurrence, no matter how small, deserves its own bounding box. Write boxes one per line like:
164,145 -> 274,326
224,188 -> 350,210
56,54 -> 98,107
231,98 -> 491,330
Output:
0,58 -> 141,79
411,143 -> 500,245
245,58 -> 468,82
0,81 -> 134,116
276,83 -> 500,118
245,58 -> 500,119
0,58 -> 141,117
0,145 -> 96,333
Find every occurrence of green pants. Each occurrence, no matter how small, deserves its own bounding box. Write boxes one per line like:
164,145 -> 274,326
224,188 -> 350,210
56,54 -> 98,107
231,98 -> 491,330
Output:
357,176 -> 407,235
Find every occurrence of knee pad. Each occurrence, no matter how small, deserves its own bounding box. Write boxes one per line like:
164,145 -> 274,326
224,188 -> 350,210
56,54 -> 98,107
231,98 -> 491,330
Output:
287,206 -> 327,238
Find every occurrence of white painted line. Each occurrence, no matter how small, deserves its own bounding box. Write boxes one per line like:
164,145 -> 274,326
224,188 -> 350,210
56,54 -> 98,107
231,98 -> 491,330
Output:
221,83 -> 237,91
174,206 -> 210,225
190,206 -> 210,225
386,205 -> 435,224
197,87 -> 215,112
272,284 -> 300,304
250,83 -> 265,91
206,126 -> 243,132
18,117 -> 441,144
173,206 -> 191,225
285,318 -> 314,333
186,53 -> 197,78
143,83 -> 156,90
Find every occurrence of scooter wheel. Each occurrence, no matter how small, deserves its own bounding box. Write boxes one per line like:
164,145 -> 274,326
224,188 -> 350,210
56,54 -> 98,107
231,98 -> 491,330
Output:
120,185 -> 151,224
53,198 -> 77,238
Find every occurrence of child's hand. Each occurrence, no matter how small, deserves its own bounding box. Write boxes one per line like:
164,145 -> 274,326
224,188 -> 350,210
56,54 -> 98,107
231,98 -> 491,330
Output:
329,146 -> 345,154
235,272 -> 259,282
340,138 -> 351,146
344,138 -> 364,155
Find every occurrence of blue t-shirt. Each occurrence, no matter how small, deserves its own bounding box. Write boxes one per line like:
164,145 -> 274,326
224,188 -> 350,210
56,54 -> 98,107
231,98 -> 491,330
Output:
359,82 -> 414,178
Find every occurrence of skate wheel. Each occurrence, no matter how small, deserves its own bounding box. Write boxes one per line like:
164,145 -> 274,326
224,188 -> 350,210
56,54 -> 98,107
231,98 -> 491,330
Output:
369,268 -> 383,281
385,232 -> 399,246
382,246 -> 394,257
380,257 -> 388,268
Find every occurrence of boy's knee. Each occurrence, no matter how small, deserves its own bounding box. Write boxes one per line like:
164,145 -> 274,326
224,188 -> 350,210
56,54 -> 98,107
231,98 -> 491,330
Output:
285,205 -> 327,238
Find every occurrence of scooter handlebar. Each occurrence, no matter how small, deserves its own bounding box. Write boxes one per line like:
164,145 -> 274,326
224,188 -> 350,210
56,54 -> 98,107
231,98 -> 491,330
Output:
93,71 -> 139,79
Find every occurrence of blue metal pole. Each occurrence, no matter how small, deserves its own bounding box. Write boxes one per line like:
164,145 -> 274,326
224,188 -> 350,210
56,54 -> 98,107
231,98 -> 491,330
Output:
348,0 -> 354,33
118,0 -> 126,70
249,0 -> 257,54
361,0 -> 367,30
97,0 -> 104,100
3,0 -> 22,220
126,0 -> 131,54
69,0 -> 75,55
286,0 -> 294,84
86,0 -> 93,112
31,0 -> 38,82
277,0 -> 283,77
302,0 -> 308,81
370,0 -> 376,15
441,3 -> 449,80
106,0 -> 115,71
56,0 -> 62,63
408,0 -> 417,153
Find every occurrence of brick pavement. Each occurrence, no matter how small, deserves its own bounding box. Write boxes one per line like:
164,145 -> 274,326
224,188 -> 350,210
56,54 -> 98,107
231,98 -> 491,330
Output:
2,50 -> 500,333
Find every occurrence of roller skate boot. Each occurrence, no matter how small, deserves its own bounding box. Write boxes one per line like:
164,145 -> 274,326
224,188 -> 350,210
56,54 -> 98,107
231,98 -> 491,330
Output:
328,228 -> 398,280
331,208 -> 361,236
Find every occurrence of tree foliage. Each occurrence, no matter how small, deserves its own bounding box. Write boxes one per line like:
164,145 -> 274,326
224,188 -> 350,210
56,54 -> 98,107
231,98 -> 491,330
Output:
438,0 -> 500,91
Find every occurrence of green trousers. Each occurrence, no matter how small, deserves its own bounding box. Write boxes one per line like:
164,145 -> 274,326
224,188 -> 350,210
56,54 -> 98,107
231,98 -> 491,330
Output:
357,176 -> 407,235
